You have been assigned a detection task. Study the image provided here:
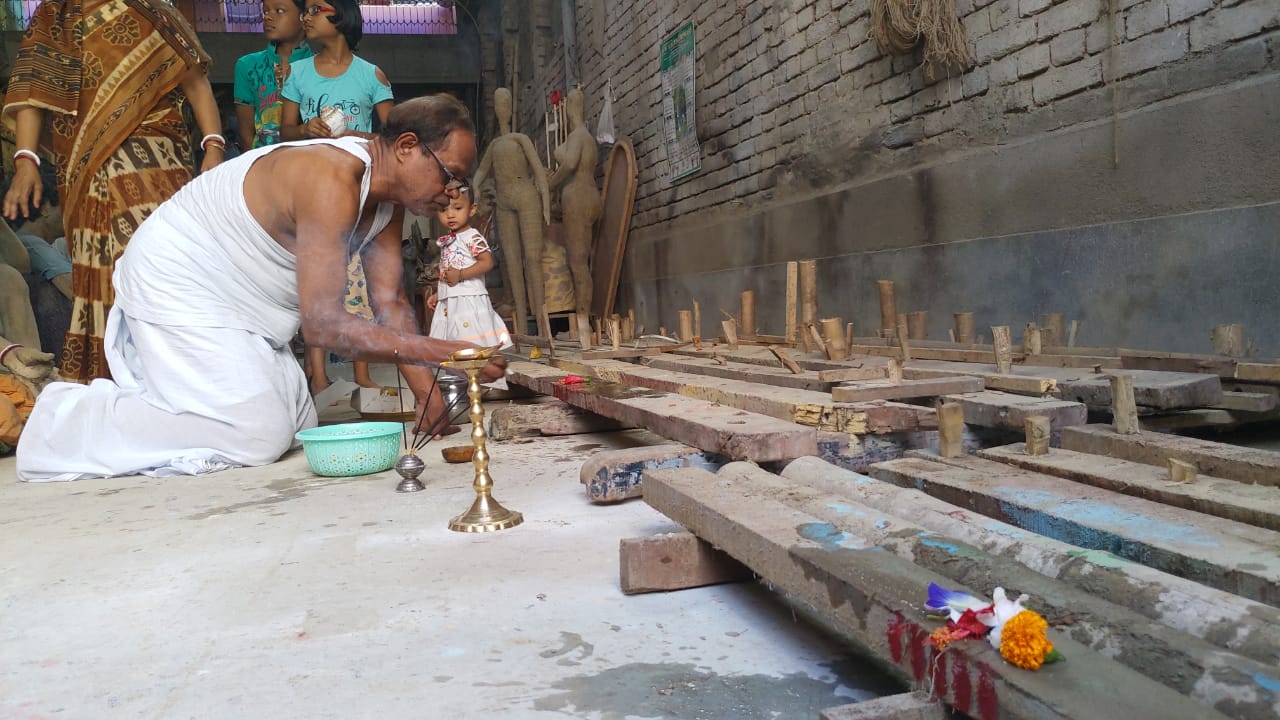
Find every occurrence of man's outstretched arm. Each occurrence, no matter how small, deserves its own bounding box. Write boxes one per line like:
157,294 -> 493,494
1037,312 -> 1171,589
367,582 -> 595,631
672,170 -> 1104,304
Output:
293,165 -> 503,379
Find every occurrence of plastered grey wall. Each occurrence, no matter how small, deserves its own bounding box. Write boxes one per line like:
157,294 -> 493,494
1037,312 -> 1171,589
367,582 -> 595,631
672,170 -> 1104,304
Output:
508,0 -> 1280,355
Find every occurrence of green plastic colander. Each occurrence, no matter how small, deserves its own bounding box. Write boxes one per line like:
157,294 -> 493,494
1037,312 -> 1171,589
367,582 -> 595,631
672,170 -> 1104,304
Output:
295,422 -> 403,477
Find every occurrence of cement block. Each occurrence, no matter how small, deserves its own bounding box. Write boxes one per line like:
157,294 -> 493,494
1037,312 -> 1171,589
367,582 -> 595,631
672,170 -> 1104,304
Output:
820,693 -> 945,720
619,531 -> 753,595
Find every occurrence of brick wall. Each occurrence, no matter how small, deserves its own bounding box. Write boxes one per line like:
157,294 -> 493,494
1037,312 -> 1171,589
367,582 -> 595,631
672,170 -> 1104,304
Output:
554,0 -> 1277,231
501,0 -> 1280,352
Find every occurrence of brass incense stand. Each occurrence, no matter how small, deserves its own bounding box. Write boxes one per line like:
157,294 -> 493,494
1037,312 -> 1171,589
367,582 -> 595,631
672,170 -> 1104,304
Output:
444,347 -> 523,533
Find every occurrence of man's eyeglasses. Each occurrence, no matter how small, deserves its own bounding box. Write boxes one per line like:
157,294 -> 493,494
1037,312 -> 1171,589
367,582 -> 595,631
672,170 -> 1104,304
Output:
425,145 -> 466,195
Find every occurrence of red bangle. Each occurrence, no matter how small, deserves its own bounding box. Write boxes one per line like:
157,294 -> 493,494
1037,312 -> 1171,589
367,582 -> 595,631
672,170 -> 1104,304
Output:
13,149 -> 40,167
0,344 -> 22,365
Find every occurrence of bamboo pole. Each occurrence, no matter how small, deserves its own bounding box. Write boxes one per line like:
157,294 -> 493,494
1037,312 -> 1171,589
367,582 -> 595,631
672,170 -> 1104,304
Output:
678,310 -> 694,343
954,312 -> 974,344
1040,313 -> 1065,347
784,262 -> 798,345
907,311 -> 928,340
798,260 -> 818,352
1212,323 -> 1245,357
1024,322 -> 1042,355
740,291 -> 757,340
820,318 -> 846,360
878,280 -> 897,338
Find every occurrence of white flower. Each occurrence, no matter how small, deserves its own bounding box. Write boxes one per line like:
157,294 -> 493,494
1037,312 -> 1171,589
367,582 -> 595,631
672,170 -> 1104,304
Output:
986,587 -> 1030,648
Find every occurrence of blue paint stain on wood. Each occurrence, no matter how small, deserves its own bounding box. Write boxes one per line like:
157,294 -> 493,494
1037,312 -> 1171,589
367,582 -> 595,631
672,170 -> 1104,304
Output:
797,522 -> 870,550
918,536 -> 961,555
991,488 -> 1220,549
587,451 -> 727,502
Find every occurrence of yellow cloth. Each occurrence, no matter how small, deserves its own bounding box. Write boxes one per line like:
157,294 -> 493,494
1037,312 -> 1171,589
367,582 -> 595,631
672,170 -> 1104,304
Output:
0,375 -> 36,447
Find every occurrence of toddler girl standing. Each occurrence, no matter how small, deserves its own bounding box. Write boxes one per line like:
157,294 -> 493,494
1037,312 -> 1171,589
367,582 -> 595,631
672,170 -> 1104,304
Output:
427,188 -> 512,351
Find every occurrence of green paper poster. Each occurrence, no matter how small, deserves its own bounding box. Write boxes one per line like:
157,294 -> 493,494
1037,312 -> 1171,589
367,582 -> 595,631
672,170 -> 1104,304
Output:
660,21 -> 699,182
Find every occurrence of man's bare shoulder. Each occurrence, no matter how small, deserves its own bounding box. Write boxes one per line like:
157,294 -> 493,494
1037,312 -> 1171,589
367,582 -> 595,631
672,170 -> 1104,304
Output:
250,143 -> 366,189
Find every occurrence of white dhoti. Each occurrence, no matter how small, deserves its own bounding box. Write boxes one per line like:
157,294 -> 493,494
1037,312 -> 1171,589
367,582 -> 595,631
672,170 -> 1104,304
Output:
17,308 -> 316,481
15,136 -> 390,482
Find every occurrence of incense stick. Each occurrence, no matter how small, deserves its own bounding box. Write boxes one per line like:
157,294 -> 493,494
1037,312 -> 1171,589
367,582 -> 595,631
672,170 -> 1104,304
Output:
394,349 -> 407,451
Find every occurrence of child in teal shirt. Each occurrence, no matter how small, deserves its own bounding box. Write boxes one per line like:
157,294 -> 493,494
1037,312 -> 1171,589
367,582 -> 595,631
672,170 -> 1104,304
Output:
232,0 -> 313,150
280,0 -> 393,140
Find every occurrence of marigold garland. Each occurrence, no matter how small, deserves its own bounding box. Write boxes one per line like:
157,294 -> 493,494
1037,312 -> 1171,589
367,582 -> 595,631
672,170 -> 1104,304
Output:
999,609 -> 1054,670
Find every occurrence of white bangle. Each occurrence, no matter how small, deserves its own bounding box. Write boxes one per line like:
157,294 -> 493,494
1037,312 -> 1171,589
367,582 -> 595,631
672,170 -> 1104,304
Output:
13,149 -> 40,167
200,134 -> 226,151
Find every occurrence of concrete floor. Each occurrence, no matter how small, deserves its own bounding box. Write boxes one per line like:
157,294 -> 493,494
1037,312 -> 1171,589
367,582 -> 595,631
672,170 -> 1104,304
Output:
0,420 -> 900,718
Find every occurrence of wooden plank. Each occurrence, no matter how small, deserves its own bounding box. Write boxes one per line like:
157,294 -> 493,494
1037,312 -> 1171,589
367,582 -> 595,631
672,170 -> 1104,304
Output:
905,360 -> 1058,394
488,399 -> 632,440
941,390 -> 1088,431
1213,390 -> 1278,413
675,345 -> 894,374
816,366 -> 890,383
1236,362 -> 1280,384
768,345 -> 804,374
1121,352 -> 1238,377
643,466 -> 1224,720
719,461 -> 1280,712
783,456 -> 1280,667
1060,424 -> 1280,487
579,347 -> 666,360
831,376 -> 983,403
590,138 -> 637,319
505,361 -> 817,461
579,442 -> 726,503
644,354 -> 833,392
978,444 -> 1280,531
556,357 -> 937,435
874,455 -> 1280,606
620,531 -> 752,594
848,336 -> 1122,368
908,360 -> 1222,409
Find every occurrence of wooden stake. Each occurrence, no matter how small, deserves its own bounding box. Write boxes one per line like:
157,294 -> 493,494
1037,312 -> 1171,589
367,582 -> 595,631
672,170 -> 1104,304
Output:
936,401 -> 965,458
577,313 -> 594,350
877,280 -> 897,337
626,309 -> 636,341
807,324 -> 829,359
954,312 -> 974,344
845,322 -> 854,357
886,357 -> 903,384
820,318 -> 847,360
538,308 -> 554,344
1067,319 -> 1079,347
907,311 -> 928,340
732,288 -> 747,338
722,319 -> 739,350
609,317 -> 621,351
784,262 -> 798,345
567,312 -> 579,340
693,301 -> 702,344
948,328 -> 956,342
678,310 -> 694,343
799,260 -> 818,352
991,326 -> 1012,374
895,314 -> 911,361
1040,313 -> 1064,347
1024,322 -> 1042,355
768,345 -> 803,374
1212,323 -> 1245,357
1024,415 -> 1051,455
1168,458 -> 1197,484
1108,373 -> 1140,435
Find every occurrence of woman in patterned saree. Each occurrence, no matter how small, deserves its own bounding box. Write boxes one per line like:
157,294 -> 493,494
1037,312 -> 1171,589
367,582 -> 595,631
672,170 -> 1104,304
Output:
1,0 -> 224,383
